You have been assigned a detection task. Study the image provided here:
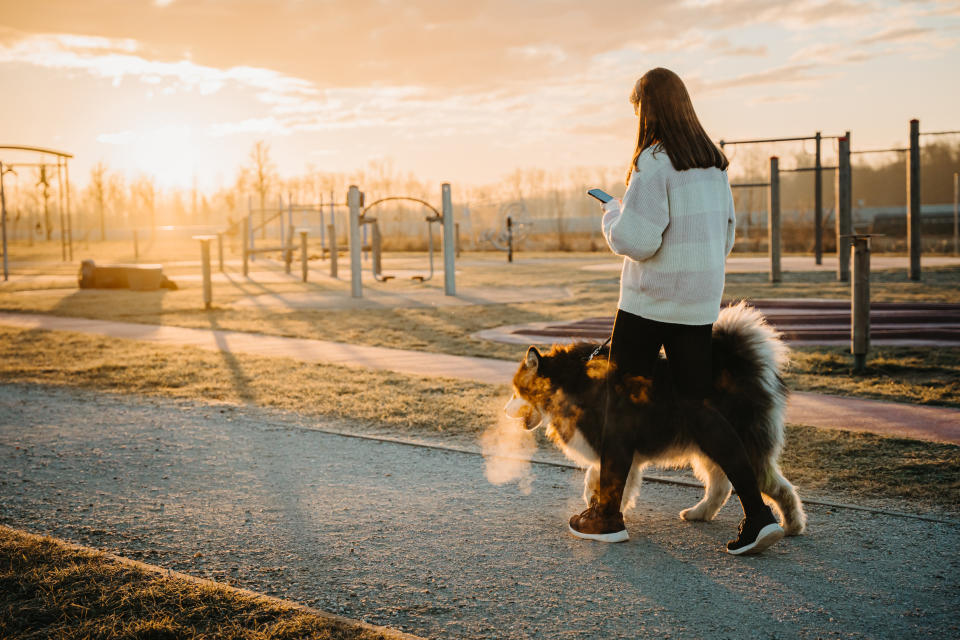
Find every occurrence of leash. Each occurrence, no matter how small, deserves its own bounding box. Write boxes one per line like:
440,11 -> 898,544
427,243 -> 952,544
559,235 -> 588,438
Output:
586,336 -> 611,362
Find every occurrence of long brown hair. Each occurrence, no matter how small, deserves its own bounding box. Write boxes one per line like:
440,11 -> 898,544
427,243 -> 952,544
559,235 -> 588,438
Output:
626,68 -> 728,184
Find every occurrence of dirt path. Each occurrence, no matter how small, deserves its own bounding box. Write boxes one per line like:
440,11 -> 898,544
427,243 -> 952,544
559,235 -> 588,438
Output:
1,384 -> 956,639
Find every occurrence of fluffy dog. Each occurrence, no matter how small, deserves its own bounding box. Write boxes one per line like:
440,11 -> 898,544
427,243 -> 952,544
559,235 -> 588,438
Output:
504,302 -> 806,535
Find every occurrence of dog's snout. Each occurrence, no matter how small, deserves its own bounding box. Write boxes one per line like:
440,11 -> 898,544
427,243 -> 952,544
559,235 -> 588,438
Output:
504,394 -> 527,419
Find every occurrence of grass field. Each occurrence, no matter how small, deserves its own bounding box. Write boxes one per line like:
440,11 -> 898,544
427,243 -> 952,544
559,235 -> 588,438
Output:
2,252 -> 958,407
0,526 -> 408,640
1,325 -> 957,514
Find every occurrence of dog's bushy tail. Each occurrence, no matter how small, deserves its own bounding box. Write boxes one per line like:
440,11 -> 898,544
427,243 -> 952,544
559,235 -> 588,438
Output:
712,301 -> 790,459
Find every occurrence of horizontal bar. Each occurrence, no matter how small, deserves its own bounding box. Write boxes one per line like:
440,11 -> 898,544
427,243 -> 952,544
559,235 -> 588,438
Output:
730,182 -> 770,188
0,144 -> 73,158
919,130 -> 960,136
779,166 -> 838,173
850,148 -> 907,155
719,135 -> 817,146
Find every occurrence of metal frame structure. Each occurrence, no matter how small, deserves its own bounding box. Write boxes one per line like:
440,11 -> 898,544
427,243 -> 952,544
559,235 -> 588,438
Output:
0,145 -> 74,280
347,184 -> 456,298
719,133 -> 841,265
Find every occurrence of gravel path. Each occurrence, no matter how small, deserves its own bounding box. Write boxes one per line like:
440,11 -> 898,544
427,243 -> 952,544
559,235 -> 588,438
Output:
1,384 -> 957,639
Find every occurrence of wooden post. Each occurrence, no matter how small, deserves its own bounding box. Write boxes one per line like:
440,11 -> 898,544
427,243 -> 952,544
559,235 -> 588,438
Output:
133,230 -> 139,263
371,221 -> 382,278
348,185 -> 362,298
242,217 -> 249,277
507,216 -> 513,263
455,222 -> 461,258
217,232 -> 224,272
194,235 -> 215,310
907,118 -> 921,281
851,235 -> 871,373
300,230 -> 309,283
836,133 -> 852,282
442,182 -> 456,296
814,131 -> 823,265
328,223 -> 338,278
769,156 -> 781,283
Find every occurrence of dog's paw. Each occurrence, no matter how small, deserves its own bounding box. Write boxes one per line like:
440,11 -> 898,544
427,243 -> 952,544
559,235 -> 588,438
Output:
782,519 -> 807,536
679,505 -> 711,522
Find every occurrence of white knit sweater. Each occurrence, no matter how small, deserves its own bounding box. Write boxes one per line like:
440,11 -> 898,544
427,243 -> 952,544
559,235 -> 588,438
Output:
601,145 -> 736,325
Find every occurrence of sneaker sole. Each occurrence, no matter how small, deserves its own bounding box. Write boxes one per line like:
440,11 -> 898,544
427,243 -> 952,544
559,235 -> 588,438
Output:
567,523 -> 629,543
726,523 -> 785,556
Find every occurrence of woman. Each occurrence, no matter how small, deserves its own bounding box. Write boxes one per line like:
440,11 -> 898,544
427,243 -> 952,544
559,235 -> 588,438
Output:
568,68 -> 784,555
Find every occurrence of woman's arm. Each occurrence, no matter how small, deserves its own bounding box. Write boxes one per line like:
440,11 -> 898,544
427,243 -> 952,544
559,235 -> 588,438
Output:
724,185 -> 736,257
601,157 -> 669,262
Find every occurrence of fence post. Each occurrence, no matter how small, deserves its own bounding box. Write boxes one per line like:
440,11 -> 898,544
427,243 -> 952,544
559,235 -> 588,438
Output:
348,185 -> 362,298
217,232 -> 224,272
242,217 -> 249,277
507,216 -> 513,263
953,172 -> 958,256
836,132 -> 852,282
769,156 -> 781,283
814,131 -> 823,265
851,235 -> 871,373
907,118 -> 921,281
300,230 -> 308,283
133,230 -> 139,263
328,223 -> 338,278
455,222 -> 461,258
442,182 -> 456,296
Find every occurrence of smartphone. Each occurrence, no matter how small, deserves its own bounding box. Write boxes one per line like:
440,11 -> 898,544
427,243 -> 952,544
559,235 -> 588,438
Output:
586,188 -> 613,203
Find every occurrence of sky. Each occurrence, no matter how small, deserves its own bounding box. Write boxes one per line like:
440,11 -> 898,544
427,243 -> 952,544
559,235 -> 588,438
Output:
1,0 -> 959,193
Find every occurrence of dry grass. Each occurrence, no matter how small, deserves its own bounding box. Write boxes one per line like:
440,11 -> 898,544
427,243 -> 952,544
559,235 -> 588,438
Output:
1,325 -> 958,513
0,526 -> 406,640
786,346 -> 960,407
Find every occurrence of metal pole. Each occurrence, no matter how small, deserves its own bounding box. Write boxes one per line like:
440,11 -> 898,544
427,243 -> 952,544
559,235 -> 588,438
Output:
1,161 -> 8,281
814,131 -> 823,265
56,163 -> 65,261
442,182 -> 456,295
242,217 -> 249,277
851,236 -> 871,373
65,159 -> 72,261
769,156 -> 781,283
953,172 -> 958,256
328,223 -> 338,278
348,185 -> 362,297
507,216 -> 513,263
836,133 -> 851,282
300,230 -> 309,283
907,118 -> 921,281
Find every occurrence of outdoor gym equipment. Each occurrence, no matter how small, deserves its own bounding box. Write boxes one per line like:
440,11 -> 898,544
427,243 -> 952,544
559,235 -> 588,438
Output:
347,183 -> 456,298
479,201 -> 531,262
0,145 -> 74,281
359,195 -> 444,282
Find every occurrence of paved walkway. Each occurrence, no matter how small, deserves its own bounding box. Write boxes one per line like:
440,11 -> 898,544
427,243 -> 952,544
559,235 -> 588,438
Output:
1,311 -> 958,444
1,386 -> 957,639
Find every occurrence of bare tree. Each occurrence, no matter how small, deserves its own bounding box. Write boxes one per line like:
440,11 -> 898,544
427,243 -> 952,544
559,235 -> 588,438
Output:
36,166 -> 53,241
89,162 -> 108,240
132,174 -> 157,232
244,140 -> 277,238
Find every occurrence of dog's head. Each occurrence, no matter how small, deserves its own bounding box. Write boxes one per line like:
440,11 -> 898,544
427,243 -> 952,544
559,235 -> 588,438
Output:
504,346 -> 548,430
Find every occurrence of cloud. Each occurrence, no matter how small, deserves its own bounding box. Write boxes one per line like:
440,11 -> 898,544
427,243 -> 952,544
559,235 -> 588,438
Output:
701,62 -> 826,92
858,26 -> 934,45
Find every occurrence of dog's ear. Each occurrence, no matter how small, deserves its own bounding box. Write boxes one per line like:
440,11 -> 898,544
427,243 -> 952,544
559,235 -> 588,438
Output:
524,346 -> 541,371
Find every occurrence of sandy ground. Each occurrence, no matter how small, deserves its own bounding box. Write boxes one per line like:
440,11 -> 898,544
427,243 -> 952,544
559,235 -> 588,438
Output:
1,383 -> 958,639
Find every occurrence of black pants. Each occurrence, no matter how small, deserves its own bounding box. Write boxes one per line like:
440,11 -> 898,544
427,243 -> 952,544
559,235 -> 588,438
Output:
596,309 -> 768,518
